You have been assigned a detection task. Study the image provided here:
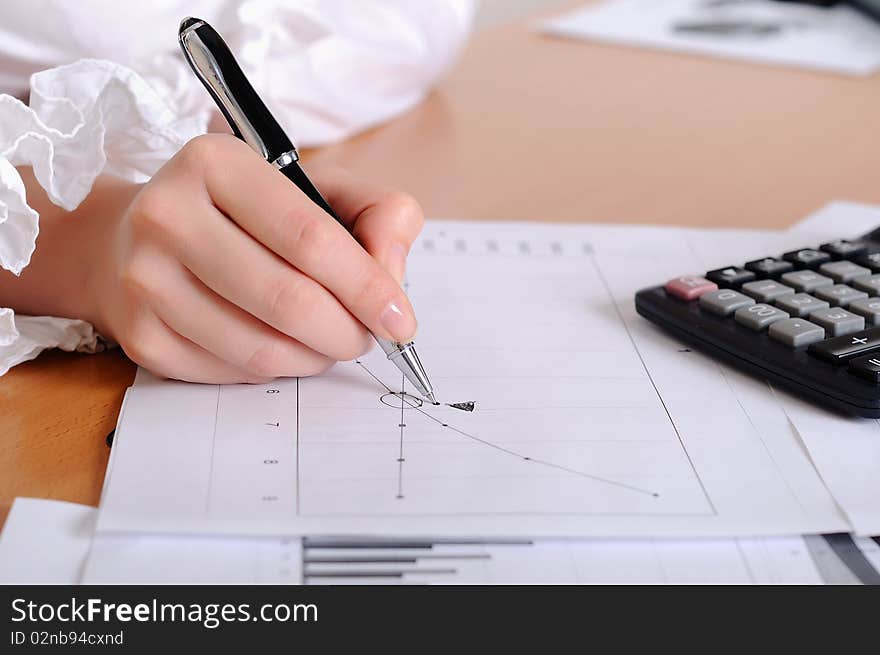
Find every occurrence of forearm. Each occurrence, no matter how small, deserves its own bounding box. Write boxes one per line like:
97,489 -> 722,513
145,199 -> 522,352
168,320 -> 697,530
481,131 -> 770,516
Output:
0,167 -> 138,330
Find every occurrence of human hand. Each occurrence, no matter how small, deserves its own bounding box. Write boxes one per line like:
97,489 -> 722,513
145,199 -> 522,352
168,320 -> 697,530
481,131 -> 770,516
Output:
90,134 -> 424,383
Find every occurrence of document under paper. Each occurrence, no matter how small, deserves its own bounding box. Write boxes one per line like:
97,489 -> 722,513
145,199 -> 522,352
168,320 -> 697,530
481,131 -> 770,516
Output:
0,498 -> 97,584
539,0 -> 880,76
0,498 -> 835,584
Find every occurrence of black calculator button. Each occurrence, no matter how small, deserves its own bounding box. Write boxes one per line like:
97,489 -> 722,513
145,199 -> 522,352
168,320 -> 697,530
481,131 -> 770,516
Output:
820,240 -> 868,259
808,327 -> 880,364
744,257 -> 794,279
783,248 -> 832,269
705,266 -> 756,289
855,251 -> 880,273
848,354 -> 880,383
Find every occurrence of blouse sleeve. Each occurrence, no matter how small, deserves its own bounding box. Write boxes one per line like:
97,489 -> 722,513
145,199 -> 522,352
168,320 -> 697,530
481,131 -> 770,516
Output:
0,59 -> 207,376
215,0 -> 475,146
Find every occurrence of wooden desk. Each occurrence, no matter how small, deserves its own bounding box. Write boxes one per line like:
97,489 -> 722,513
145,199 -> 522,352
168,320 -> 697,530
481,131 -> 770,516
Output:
2,6 -> 879,527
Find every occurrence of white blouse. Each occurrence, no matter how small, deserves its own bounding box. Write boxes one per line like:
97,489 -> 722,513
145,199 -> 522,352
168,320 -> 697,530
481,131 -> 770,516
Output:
0,0 -> 473,375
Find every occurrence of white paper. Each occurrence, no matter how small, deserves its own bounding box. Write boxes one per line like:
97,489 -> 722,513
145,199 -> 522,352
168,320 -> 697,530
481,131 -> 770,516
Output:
782,395 -> 880,535
0,498 -> 96,584
83,534 -> 302,584
539,0 -> 880,76
95,220 -> 847,538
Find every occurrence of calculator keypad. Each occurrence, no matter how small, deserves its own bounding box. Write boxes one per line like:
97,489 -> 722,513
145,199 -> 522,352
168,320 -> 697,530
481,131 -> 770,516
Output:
649,236 -> 880,411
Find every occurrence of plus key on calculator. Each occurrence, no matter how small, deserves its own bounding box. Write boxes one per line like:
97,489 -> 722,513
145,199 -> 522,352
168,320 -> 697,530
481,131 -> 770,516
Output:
636,230 -> 880,416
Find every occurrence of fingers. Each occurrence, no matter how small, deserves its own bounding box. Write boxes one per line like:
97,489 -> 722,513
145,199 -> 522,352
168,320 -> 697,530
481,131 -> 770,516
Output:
307,166 -> 425,283
189,135 -> 419,343
136,253 -> 336,378
162,198 -> 372,362
118,308 -> 270,385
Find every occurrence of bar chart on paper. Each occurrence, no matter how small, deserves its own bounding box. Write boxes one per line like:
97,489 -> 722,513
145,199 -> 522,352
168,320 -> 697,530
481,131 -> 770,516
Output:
98,222 -> 846,537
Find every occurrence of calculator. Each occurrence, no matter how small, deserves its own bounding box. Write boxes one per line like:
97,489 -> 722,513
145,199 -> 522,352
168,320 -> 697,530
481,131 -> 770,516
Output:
635,228 -> 880,417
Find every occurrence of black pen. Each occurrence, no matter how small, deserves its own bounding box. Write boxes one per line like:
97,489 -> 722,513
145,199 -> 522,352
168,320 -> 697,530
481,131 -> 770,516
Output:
178,17 -> 436,402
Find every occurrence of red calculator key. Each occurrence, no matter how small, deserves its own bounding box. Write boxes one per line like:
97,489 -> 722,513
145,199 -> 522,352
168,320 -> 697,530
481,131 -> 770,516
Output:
664,275 -> 718,301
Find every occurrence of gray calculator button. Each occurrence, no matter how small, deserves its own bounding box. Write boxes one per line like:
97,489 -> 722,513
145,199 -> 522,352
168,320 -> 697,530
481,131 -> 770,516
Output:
773,293 -> 829,318
851,274 -> 880,295
740,280 -> 795,303
734,303 -> 789,330
808,307 -> 865,337
847,297 -> 880,326
818,261 -> 872,283
780,270 -> 834,293
813,284 -> 868,308
768,318 -> 825,348
698,289 -> 755,316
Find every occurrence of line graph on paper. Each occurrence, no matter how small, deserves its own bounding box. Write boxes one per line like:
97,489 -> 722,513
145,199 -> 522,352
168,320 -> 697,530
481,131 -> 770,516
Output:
286,229 -> 714,520
358,362 -> 660,501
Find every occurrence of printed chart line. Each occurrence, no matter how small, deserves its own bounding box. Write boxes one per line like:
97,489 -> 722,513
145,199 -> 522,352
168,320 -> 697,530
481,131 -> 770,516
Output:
354,360 -> 660,498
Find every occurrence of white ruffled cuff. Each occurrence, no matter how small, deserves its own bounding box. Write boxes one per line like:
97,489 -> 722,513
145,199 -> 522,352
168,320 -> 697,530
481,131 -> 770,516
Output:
0,59 -> 206,376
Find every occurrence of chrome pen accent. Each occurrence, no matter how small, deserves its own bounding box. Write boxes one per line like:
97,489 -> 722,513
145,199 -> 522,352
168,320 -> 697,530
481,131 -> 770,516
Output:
272,150 -> 299,169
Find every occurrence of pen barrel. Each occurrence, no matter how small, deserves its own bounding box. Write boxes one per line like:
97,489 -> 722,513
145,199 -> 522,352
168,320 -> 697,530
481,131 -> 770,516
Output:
278,162 -> 341,224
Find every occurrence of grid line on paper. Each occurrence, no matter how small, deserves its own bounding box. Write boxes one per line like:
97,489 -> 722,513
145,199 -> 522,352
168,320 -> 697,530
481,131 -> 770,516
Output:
587,250 -> 717,514
397,373 -> 406,500
205,386 -> 221,517
296,377 -> 301,517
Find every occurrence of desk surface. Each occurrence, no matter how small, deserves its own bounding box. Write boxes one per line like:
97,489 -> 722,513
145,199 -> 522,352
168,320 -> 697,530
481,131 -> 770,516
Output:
2,6 -> 879,527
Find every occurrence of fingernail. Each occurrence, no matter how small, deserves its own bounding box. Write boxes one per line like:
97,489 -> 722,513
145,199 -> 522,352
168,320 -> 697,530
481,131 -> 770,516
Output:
380,300 -> 417,342
387,242 -> 407,283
